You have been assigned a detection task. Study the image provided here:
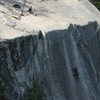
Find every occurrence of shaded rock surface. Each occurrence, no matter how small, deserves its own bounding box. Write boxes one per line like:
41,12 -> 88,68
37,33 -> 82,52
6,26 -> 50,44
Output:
0,21 -> 100,100
0,0 -> 100,100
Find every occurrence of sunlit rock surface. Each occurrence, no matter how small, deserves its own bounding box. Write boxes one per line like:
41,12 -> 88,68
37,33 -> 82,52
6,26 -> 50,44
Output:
0,0 -> 100,100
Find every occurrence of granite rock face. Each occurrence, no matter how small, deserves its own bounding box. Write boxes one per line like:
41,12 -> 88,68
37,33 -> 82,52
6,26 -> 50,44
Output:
0,21 -> 100,100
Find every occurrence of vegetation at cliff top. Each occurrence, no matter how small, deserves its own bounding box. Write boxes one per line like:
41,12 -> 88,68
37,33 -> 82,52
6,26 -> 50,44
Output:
92,1 -> 100,10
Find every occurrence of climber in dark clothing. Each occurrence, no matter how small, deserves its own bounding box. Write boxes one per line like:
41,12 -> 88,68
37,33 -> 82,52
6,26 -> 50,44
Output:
27,6 -> 37,16
27,6 -> 32,13
72,67 -> 79,80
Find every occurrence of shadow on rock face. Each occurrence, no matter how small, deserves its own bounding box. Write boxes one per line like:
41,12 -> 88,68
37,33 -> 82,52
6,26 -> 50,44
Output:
0,96 -> 6,100
0,21 -> 100,100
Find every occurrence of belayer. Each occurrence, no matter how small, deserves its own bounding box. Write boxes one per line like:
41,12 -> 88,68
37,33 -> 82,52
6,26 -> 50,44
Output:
27,6 -> 37,16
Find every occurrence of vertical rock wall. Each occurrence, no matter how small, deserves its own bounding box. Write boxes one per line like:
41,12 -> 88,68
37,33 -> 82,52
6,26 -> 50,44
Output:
0,21 -> 100,100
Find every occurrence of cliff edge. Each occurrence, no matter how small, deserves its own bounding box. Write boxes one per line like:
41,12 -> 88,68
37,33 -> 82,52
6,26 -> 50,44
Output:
0,0 -> 100,100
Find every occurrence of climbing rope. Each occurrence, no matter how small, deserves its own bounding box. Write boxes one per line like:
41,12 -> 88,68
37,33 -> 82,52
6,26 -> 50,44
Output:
0,10 -> 18,19
19,0 -> 27,20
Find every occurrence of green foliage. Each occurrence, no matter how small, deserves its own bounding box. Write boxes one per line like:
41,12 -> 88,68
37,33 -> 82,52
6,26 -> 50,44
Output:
92,1 -> 100,10
19,82 -> 26,87
0,87 -> 5,100
0,96 -> 6,100
28,80 -> 43,100
20,79 -> 44,100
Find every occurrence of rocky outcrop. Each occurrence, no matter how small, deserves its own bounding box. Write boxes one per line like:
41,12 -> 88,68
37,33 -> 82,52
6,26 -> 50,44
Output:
0,21 -> 100,100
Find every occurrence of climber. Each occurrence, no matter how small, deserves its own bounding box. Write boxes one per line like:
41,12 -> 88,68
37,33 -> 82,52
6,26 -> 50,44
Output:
72,67 -> 79,80
27,6 -> 37,16
27,6 -> 32,13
